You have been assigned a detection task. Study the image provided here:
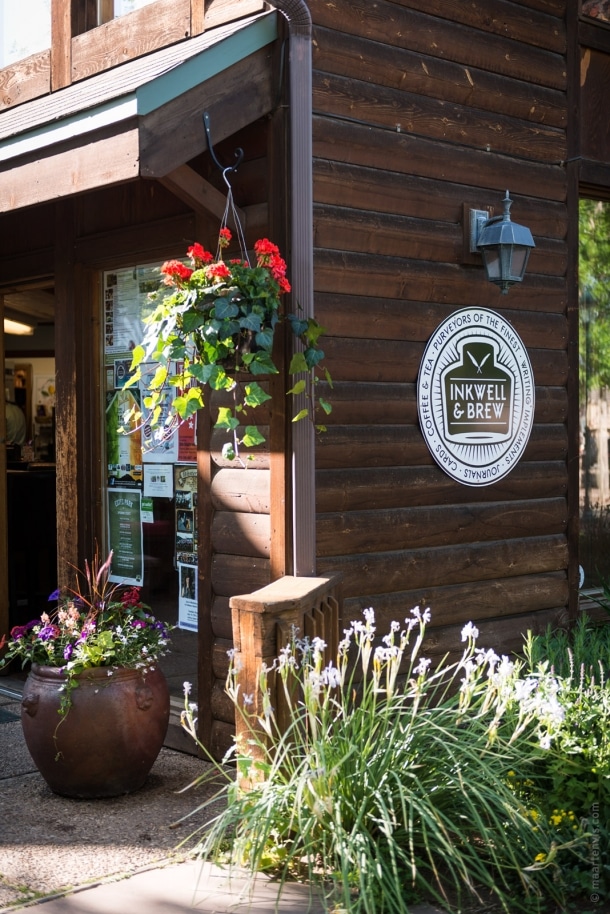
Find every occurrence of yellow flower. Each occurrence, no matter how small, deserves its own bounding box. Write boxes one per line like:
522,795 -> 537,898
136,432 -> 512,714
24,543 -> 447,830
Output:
535,853 -> 546,863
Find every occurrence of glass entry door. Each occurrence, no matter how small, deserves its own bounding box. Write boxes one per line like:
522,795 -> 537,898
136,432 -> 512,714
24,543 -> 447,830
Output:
579,197 -> 610,589
102,264 -> 198,731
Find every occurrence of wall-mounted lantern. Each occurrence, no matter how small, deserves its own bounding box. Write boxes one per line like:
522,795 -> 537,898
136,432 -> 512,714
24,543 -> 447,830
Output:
469,191 -> 535,294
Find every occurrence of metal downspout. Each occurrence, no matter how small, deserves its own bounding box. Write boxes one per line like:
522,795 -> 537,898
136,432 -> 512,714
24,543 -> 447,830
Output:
269,0 -> 315,576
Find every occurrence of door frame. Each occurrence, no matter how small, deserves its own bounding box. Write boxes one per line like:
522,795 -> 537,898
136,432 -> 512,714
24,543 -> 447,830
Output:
0,294 -> 8,638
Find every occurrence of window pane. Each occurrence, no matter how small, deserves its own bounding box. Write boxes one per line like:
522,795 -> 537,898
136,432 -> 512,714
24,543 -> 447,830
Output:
0,0 -> 50,67
582,1 -> 610,24
102,264 -> 198,701
579,198 -> 610,588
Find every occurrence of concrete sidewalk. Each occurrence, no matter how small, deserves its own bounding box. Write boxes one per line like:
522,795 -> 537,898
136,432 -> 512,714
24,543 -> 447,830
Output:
0,682 -> 441,914
5,860 -> 328,914
2,860 -> 443,914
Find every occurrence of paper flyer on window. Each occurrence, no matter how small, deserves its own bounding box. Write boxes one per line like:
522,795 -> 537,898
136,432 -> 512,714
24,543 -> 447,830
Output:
106,388 -> 142,488
143,463 -> 173,498
103,264 -> 160,355
178,563 -> 198,631
174,465 -> 198,565
107,488 -> 144,586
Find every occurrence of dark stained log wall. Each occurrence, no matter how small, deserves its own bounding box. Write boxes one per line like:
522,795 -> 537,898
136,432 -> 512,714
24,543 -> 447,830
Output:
308,0 -> 570,653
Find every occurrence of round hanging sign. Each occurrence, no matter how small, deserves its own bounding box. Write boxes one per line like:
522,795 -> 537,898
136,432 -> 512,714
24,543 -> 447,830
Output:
417,307 -> 535,486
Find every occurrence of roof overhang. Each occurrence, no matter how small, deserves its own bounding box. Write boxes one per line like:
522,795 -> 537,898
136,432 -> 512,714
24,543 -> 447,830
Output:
0,12 -> 277,213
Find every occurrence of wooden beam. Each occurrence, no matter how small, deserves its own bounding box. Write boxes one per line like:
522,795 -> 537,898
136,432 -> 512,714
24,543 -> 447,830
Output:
75,214 -> 196,268
3,290 -> 55,322
99,0 -> 114,24
71,0 -> 191,83
0,51 -> 51,111
157,165 -> 245,223
204,0 -> 265,30
0,129 -> 140,213
51,0 -> 75,90
139,47 -> 274,177
191,0 -> 205,36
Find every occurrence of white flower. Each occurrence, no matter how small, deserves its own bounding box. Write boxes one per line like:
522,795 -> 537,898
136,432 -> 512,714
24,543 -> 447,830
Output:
461,621 -> 479,642
322,664 -> 342,689
243,693 -> 254,706
374,645 -> 400,663
183,681 -> 192,696
409,605 -> 432,624
475,647 -> 500,671
513,678 -> 538,702
539,732 -> 552,750
414,657 -> 431,676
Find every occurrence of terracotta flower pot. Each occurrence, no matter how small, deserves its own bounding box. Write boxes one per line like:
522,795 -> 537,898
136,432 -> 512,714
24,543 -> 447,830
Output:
21,664 -> 170,798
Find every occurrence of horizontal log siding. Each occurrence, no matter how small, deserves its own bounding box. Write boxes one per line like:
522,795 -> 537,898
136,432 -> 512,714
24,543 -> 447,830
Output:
310,0 -> 569,647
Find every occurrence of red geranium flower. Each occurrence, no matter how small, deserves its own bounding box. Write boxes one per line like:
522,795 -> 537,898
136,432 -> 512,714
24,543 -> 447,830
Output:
121,587 -> 142,608
187,243 -> 213,266
161,260 -> 193,286
206,262 -> 232,281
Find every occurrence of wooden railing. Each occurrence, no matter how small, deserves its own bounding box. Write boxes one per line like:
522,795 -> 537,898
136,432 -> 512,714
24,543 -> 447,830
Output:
230,573 -> 342,752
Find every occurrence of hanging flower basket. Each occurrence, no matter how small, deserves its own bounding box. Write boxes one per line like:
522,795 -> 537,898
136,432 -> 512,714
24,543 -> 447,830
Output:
121,227 -> 331,462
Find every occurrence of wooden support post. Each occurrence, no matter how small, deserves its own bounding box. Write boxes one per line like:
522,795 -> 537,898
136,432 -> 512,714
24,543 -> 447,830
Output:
230,574 -> 342,761
51,0 -> 76,90
54,200 -> 79,586
0,295 -> 7,641
191,0 -> 205,35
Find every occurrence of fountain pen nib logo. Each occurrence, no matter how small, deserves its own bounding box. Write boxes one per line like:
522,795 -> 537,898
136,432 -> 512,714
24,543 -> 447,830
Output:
443,340 -> 513,443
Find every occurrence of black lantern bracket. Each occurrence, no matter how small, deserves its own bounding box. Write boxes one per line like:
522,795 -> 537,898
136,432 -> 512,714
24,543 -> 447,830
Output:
467,190 -> 535,294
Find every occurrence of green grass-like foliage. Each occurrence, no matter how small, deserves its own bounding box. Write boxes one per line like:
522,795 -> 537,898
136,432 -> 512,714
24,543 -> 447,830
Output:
181,610 -> 588,914
519,614 -> 610,901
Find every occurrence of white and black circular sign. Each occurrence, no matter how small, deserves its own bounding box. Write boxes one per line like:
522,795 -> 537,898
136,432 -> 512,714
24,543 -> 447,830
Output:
417,307 -> 535,486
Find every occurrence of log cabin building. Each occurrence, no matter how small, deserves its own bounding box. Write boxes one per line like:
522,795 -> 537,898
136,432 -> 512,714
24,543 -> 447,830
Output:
0,0 -> 608,756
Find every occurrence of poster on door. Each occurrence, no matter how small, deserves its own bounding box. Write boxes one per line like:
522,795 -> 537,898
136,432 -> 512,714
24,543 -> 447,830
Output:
107,488 -> 144,586
178,562 -> 198,631
174,464 -> 198,630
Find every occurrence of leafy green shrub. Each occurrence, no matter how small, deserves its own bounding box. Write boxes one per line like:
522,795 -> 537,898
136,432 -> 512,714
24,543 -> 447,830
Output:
181,611 -> 585,914
519,615 -> 610,901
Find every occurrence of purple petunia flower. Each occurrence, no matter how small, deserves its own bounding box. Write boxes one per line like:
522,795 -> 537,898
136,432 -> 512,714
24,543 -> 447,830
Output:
131,620 -> 147,629
38,624 -> 59,641
48,588 -> 61,602
64,643 -> 73,661
10,620 -> 38,640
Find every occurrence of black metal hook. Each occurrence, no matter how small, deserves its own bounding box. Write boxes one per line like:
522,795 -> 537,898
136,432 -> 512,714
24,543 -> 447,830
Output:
202,112 -> 244,185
